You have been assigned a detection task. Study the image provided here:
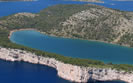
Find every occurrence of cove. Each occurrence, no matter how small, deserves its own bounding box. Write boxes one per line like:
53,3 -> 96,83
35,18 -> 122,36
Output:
10,30 -> 133,65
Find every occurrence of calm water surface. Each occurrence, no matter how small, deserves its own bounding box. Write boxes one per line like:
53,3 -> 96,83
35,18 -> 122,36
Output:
0,60 -> 126,83
1,0 -> 133,83
11,30 -> 133,65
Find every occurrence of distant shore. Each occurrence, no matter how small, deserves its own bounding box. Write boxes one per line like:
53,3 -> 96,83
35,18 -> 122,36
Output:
8,28 -> 36,39
8,28 -> 131,49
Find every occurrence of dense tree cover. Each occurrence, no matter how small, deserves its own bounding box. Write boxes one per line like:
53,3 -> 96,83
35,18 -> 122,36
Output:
118,33 -> 133,47
0,4 -> 133,72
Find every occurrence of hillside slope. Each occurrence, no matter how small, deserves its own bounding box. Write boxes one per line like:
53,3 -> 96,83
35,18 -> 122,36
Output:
0,4 -> 133,47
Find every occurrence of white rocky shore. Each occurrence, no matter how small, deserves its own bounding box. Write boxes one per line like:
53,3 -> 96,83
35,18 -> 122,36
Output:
0,47 -> 133,83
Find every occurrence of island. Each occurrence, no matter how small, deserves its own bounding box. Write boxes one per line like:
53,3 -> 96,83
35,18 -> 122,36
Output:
0,4 -> 133,83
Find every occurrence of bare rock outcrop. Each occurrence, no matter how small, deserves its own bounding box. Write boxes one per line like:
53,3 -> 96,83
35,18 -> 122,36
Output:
0,47 -> 133,83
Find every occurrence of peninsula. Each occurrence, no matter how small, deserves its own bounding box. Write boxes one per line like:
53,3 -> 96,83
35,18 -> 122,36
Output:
0,4 -> 133,83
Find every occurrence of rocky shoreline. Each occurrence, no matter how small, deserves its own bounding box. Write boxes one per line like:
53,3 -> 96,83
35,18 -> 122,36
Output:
0,47 -> 133,83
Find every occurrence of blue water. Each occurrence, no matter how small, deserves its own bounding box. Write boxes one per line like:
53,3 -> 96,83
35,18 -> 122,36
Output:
93,0 -> 133,11
0,60 -> 70,83
11,30 -> 133,65
1,0 -> 133,17
1,0 -> 133,83
0,59 -> 126,83
0,0 -> 88,17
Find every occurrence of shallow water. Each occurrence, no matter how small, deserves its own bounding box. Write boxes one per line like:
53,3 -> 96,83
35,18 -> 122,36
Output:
10,30 -> 133,64
8,30 -> 129,83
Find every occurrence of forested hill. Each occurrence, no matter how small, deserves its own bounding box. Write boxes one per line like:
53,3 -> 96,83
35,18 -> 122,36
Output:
0,4 -> 133,47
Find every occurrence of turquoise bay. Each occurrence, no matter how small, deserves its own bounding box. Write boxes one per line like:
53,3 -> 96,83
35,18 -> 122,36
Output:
10,30 -> 133,65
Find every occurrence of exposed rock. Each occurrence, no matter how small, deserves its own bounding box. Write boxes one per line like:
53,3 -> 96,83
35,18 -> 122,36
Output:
14,13 -> 38,18
0,47 -> 133,83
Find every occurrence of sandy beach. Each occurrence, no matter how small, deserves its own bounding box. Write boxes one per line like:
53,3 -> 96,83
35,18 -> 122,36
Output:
8,28 -> 37,39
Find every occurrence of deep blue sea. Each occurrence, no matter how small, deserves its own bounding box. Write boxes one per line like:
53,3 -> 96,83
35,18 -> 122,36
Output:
1,0 -> 133,83
0,60 -> 126,83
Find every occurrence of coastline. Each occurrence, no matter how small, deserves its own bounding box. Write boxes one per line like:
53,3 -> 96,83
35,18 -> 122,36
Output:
8,28 -> 132,49
2,28 -> 133,83
8,28 -> 37,39
43,32 -> 132,48
0,47 -> 133,83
